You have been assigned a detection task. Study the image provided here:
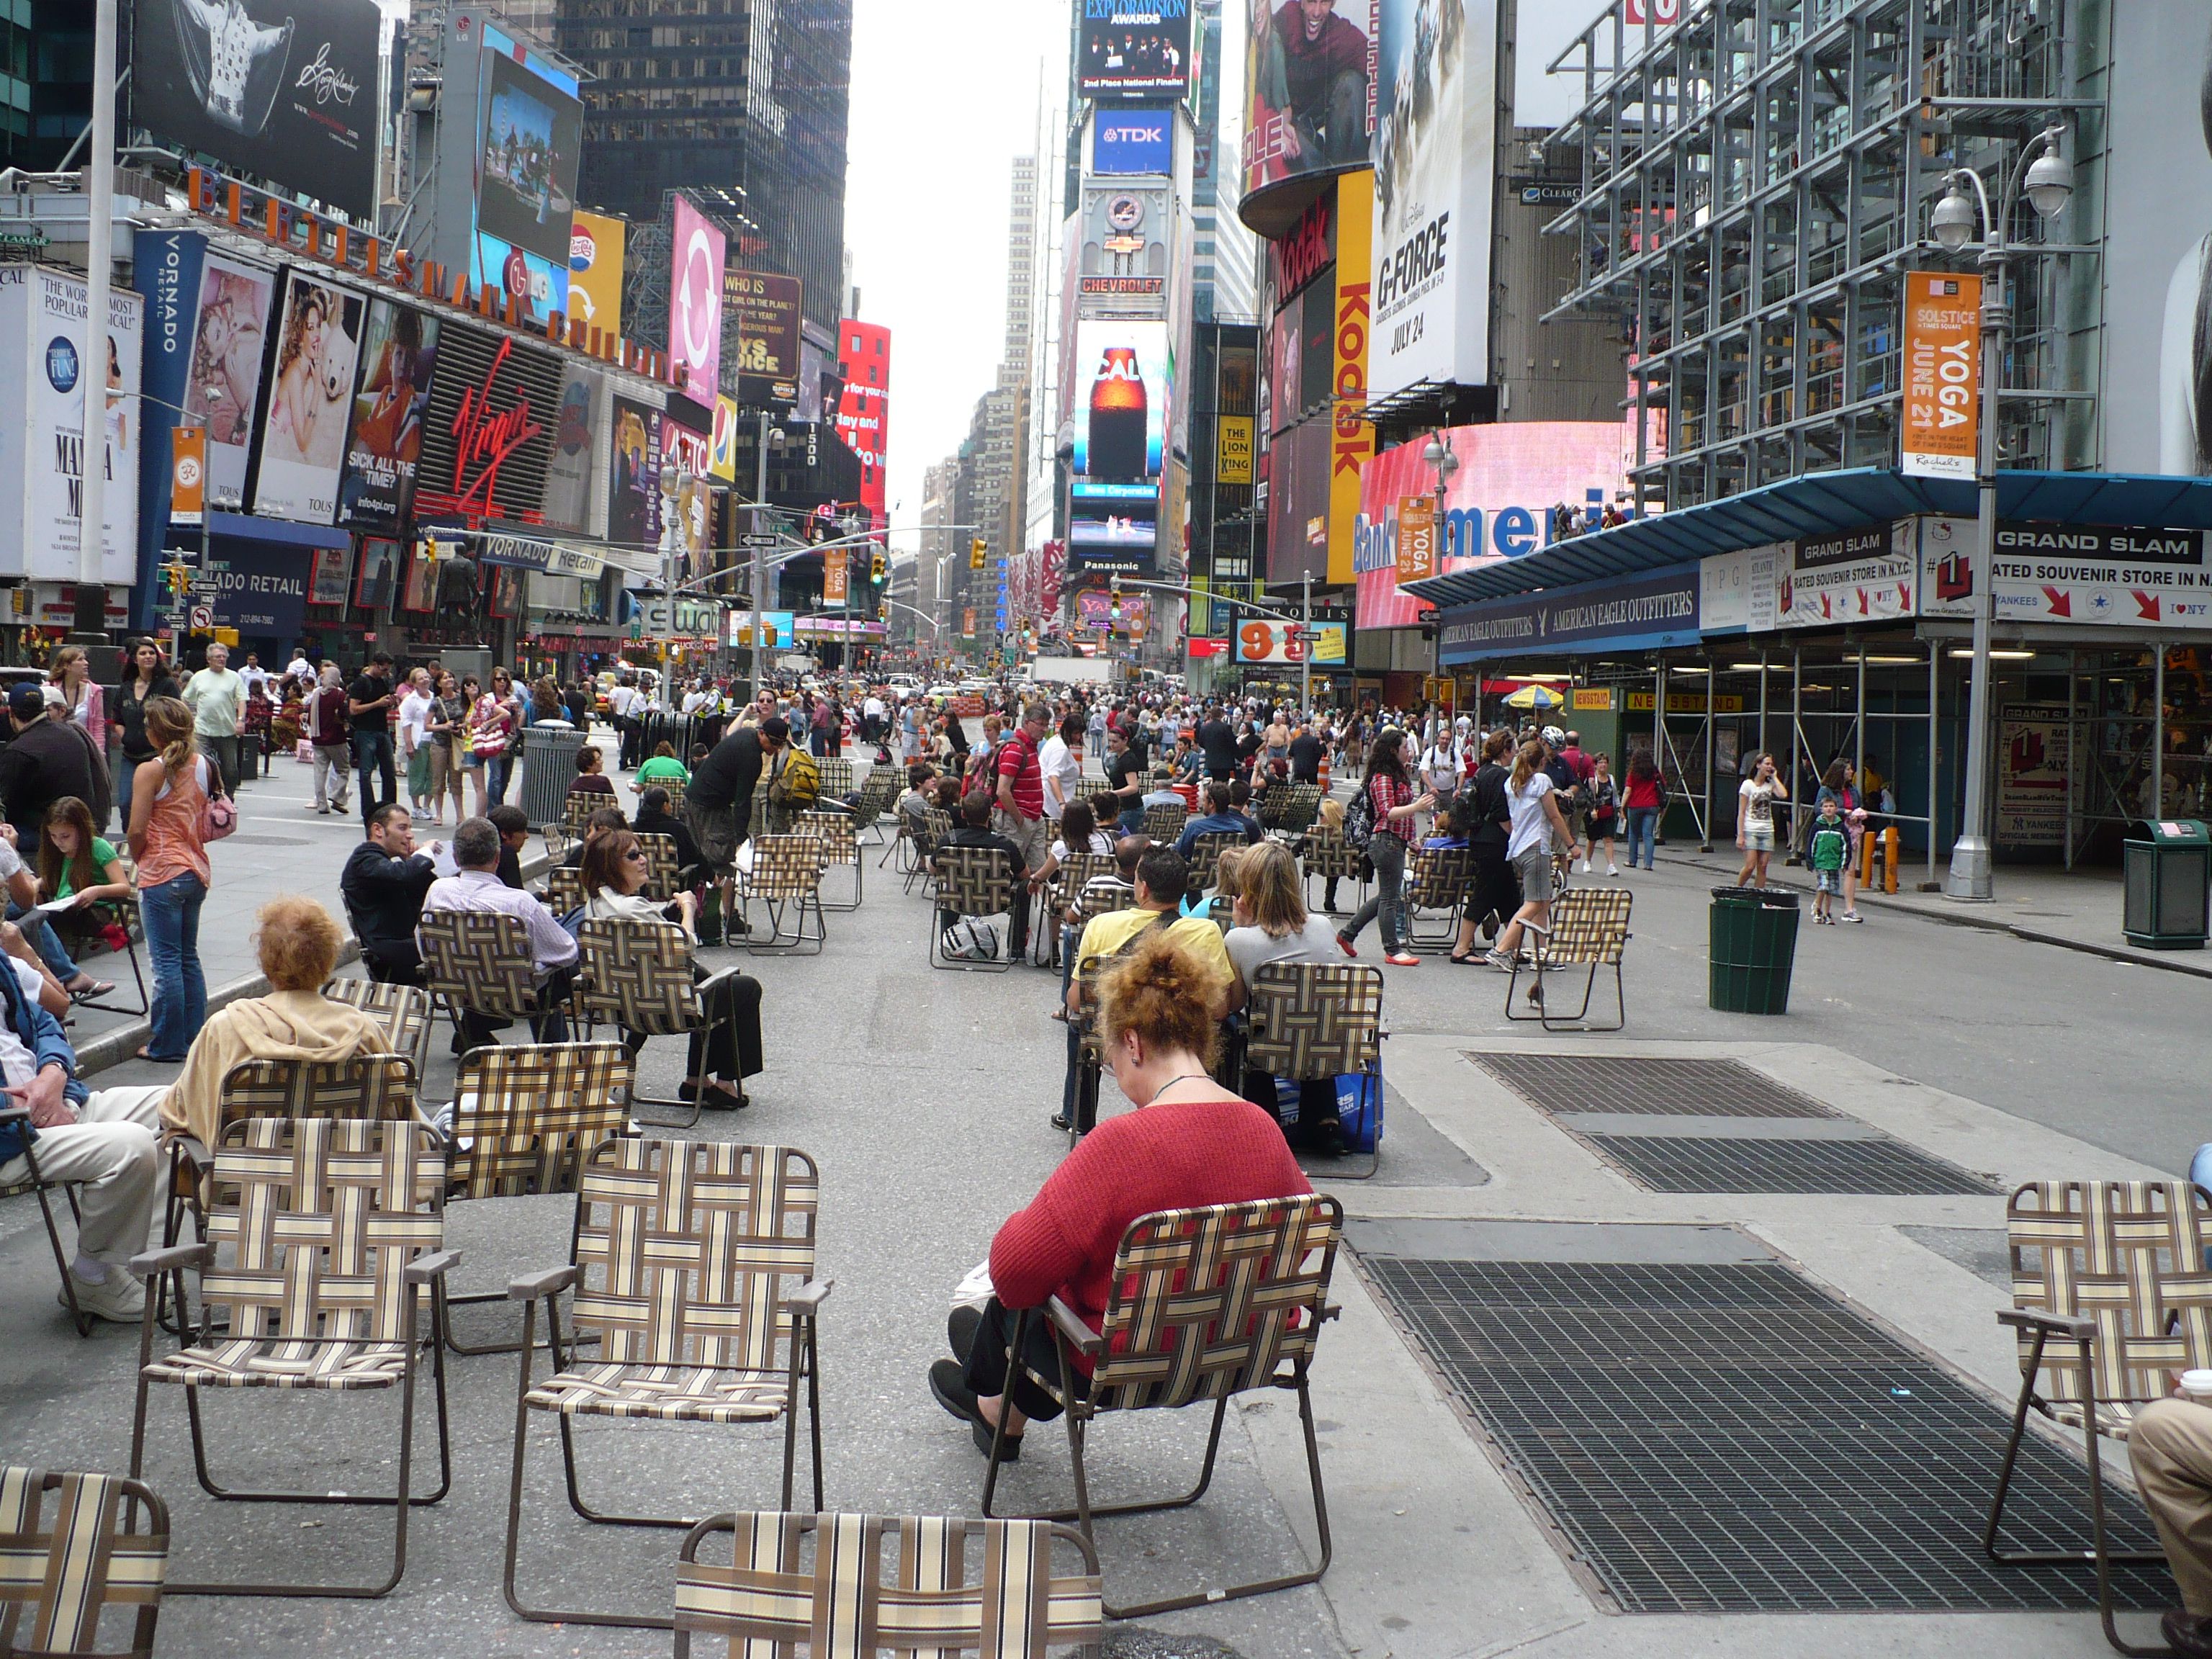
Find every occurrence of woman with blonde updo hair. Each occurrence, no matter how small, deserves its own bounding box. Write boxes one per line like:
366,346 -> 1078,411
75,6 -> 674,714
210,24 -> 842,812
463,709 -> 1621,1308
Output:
926,932 -> 1310,1462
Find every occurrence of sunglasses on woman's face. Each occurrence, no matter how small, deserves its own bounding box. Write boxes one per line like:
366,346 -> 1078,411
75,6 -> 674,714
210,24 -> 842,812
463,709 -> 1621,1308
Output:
623,848 -> 647,861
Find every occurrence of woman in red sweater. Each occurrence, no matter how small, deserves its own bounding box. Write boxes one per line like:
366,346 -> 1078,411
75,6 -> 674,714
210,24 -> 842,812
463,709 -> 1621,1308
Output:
930,931 -> 1311,1460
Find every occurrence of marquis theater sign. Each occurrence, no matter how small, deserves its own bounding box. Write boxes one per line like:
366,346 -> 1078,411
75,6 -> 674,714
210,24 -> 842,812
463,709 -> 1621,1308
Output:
415,323 -> 560,523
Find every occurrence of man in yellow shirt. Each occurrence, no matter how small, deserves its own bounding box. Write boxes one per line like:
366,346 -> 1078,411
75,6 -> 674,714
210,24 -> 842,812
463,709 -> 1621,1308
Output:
1056,843 -> 1233,1133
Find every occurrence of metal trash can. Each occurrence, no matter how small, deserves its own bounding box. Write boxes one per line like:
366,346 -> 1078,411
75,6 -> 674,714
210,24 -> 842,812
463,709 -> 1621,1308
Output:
518,721 -> 584,832
1709,885 -> 1802,1015
636,711 -> 698,768
2123,819 -> 2211,950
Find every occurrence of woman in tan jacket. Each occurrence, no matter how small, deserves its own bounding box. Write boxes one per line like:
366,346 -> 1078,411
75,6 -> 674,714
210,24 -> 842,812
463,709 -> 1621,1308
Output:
158,895 -> 390,1151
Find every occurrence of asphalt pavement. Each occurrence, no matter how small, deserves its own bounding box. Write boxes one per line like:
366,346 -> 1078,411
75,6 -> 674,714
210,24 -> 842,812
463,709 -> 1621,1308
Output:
0,740 -> 2193,1657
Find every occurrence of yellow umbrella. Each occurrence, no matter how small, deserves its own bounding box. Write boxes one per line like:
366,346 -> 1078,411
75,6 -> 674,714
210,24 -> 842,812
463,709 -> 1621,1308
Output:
1502,684 -> 1563,711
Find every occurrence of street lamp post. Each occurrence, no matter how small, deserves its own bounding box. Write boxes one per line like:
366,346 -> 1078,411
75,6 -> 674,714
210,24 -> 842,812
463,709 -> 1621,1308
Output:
73,0 -> 118,648
752,410 -> 775,698
1933,126 -> 2073,901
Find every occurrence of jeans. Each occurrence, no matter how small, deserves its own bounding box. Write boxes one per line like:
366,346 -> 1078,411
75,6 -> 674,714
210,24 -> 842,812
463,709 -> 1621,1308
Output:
140,873 -> 207,1061
6,902 -> 81,983
195,734 -> 240,797
487,754 -> 513,805
1344,832 -> 1408,951
116,750 -> 150,831
353,729 -> 397,827
1624,806 -> 1659,869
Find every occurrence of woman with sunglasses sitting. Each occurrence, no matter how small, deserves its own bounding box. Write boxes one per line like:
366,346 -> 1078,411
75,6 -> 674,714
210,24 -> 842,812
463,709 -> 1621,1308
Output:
577,827 -> 760,1110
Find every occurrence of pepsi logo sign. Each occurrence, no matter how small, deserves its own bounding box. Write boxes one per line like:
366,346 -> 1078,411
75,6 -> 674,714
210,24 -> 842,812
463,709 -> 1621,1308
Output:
570,226 -> 597,273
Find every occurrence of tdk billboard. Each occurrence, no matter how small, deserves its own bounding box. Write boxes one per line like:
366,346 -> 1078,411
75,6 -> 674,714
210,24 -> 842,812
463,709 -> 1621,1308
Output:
1092,107 -> 1172,176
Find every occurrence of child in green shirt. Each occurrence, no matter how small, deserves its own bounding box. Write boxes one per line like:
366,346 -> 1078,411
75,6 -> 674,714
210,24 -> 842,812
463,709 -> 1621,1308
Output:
632,741 -> 691,793
1807,796 -> 1848,925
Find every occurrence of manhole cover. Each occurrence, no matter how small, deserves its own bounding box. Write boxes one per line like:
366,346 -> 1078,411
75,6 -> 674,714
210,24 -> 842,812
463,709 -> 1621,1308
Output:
1586,1135 -> 1997,1195
1360,1256 -> 2171,1614
1469,1054 -> 1835,1118
223,834 -> 313,848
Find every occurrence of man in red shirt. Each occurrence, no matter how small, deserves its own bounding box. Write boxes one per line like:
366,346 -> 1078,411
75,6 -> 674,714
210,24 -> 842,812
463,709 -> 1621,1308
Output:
994,701 -> 1052,958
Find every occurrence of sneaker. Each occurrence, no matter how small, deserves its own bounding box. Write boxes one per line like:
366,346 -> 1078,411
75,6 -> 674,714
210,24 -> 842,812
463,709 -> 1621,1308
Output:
1841,911 -> 1864,924
1576,858 -> 1591,873
58,1269 -> 144,1325
1607,863 -> 1619,877
1482,948 -> 1516,973
1384,950 -> 1419,966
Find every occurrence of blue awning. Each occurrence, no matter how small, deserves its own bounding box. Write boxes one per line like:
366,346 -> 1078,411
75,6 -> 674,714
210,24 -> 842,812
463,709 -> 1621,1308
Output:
206,511 -> 352,552
1403,467 -> 2212,608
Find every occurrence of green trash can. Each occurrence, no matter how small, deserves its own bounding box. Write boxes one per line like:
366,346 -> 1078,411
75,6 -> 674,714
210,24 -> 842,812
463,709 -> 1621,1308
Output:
1709,886 -> 1801,1015
2123,819 -> 2210,949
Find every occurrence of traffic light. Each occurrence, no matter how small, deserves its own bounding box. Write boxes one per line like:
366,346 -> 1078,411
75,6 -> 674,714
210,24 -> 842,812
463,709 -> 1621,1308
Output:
970,537 -> 986,570
878,600 -> 889,621
871,551 -> 886,583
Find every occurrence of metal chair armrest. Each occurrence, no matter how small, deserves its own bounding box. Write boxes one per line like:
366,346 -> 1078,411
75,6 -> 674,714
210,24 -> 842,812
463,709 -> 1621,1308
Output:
781,1279 -> 834,1316
2000,1308 -> 2097,1341
0,1107 -> 27,1128
508,1264 -> 579,1302
131,1241 -> 213,1277
405,1249 -> 462,1285
1046,1295 -> 1104,1356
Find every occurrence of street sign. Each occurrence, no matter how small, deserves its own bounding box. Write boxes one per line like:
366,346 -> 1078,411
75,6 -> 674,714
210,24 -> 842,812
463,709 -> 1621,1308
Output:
1289,627 -> 1321,642
742,534 -> 781,547
189,604 -> 212,628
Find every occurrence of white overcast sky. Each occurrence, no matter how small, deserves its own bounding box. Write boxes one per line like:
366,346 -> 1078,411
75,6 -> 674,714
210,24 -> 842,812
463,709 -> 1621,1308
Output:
843,0 -> 1604,556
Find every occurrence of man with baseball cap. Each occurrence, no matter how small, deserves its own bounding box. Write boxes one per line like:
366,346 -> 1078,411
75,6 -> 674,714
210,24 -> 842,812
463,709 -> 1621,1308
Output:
0,682 -> 102,853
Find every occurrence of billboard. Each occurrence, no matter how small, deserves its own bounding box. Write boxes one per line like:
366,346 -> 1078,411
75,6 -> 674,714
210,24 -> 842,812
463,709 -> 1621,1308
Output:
669,195 -> 726,406
183,252 -> 276,509
473,32 -> 582,317
1330,170 -> 1375,585
1069,484 -> 1160,570
1093,107 -> 1174,175
1435,565 -> 1702,665
1901,272 -> 1979,480
1918,515 -> 2212,630
1071,319 -> 1170,480
727,271 -> 804,406
607,395 -> 659,552
131,0 -> 382,221
1353,421 -> 1637,629
2107,9 -> 2212,474
1779,522 -> 1915,629
1235,618 -> 1348,664
1079,0 -> 1192,99
835,320 -> 891,530
1077,181 -> 1171,313
539,363 -> 601,534
1267,415 -> 1331,583
1242,0 -> 1377,207
251,274 -> 364,524
567,210 -> 626,339
338,299 -> 440,529
1370,0 -> 1498,398
413,324 -> 562,522
0,266 -> 143,583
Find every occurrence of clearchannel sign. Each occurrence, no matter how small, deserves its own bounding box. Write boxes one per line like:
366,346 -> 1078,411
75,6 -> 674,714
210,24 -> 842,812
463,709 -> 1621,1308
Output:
1092,107 -> 1172,176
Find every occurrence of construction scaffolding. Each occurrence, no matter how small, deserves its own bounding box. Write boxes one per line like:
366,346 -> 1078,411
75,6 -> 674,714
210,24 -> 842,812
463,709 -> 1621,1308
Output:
1541,0 -> 2103,512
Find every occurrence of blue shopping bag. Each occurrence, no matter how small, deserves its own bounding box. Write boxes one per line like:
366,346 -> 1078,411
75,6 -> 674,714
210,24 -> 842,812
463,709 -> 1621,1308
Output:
1272,1068 -> 1384,1154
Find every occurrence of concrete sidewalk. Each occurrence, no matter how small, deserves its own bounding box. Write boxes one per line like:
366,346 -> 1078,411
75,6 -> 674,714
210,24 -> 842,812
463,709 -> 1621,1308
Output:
1646,837 -> 2212,979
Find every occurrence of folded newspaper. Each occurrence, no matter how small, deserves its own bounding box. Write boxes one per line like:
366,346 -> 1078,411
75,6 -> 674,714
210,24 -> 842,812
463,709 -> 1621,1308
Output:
950,1261 -> 994,1312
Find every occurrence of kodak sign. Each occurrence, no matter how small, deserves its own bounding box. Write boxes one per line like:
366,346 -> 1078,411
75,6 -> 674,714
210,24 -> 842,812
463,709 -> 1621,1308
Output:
1328,171 -> 1375,585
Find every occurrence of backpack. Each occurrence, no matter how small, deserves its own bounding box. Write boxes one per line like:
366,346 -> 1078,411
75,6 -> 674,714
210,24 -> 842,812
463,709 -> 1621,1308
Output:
775,745 -> 820,811
941,917 -> 1000,961
1342,778 -> 1375,852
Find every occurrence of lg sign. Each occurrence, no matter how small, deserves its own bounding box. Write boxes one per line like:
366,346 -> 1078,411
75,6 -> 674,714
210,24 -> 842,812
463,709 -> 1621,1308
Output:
1093,109 -> 1172,176
1624,0 -> 1681,22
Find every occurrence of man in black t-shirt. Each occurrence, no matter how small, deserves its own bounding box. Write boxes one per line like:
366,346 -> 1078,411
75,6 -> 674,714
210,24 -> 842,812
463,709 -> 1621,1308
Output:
1194,704 -> 1238,780
346,653 -> 397,829
1287,725 -> 1323,784
1102,725 -> 1149,835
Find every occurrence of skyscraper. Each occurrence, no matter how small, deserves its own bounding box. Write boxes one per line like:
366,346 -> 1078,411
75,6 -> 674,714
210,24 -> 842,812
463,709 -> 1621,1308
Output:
557,0 -> 853,336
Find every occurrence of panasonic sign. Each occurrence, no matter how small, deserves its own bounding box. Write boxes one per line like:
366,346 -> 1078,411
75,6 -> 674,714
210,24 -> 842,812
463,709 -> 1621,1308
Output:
1092,108 -> 1172,176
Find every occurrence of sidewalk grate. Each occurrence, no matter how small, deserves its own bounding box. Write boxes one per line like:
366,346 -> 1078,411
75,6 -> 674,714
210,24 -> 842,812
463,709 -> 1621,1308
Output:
1586,1135 -> 1998,1196
1360,1256 -> 2172,1614
1468,1054 -> 1835,1118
